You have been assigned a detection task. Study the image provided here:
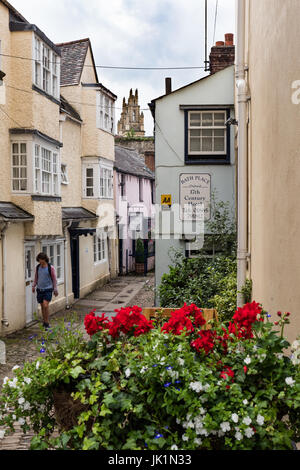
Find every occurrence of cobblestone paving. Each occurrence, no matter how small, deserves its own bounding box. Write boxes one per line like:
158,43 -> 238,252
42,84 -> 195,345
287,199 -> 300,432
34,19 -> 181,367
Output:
0,273 -> 155,450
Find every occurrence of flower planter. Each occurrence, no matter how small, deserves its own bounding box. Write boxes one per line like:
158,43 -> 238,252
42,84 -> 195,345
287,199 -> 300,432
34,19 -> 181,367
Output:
142,307 -> 218,330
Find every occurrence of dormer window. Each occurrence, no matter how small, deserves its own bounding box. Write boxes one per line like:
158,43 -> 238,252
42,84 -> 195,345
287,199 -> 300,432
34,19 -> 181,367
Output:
34,37 -> 60,99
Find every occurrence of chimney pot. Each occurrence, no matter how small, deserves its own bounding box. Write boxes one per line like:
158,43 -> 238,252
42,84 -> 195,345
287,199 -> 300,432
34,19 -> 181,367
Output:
165,77 -> 172,95
216,41 -> 225,47
225,33 -> 234,46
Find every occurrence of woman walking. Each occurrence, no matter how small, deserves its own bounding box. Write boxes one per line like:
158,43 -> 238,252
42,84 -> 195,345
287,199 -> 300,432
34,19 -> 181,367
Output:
32,252 -> 58,329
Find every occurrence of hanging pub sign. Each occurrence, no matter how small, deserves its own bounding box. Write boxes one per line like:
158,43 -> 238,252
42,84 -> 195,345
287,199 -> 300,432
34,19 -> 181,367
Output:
179,173 -> 211,221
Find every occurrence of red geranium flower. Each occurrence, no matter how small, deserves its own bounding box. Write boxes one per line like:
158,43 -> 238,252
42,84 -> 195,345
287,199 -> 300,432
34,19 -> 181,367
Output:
84,310 -> 110,336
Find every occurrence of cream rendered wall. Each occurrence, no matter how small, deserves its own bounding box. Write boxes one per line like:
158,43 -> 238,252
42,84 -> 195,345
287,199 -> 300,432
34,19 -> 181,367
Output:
0,3 -> 12,201
60,116 -> 82,207
3,223 -> 26,334
246,0 -> 300,341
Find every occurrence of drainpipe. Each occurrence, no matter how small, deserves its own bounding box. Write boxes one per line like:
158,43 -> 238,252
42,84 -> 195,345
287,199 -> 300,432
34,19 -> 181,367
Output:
236,0 -> 250,306
63,221 -> 72,309
0,222 -> 9,328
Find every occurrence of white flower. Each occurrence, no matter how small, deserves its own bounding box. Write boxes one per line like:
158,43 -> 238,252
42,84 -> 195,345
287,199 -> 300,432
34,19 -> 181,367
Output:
140,366 -> 147,374
0,430 -> 5,439
285,377 -> 295,386
12,365 -> 20,371
18,418 -> 25,426
168,370 -> 179,380
244,427 -> 255,438
23,402 -> 31,411
190,382 -> 203,393
171,445 -> 178,450
231,413 -> 239,423
291,340 -> 299,351
182,434 -> 189,441
203,383 -> 210,391
199,407 -> 206,415
244,356 -> 251,365
8,378 -> 18,388
220,422 -> 231,433
177,358 -> 185,366
243,399 -> 248,405
256,414 -> 265,426
176,418 -> 181,424
258,353 -> 266,363
23,377 -> 32,385
276,353 -> 283,360
3,377 -> 9,385
186,421 -> 194,429
235,431 -> 243,441
194,438 -> 202,446
125,368 -> 131,378
18,397 -> 25,405
177,345 -> 182,352
243,416 -> 252,426
36,361 -> 40,370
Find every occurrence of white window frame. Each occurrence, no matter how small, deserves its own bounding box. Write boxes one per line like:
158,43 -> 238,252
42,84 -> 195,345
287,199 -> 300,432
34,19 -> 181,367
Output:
100,164 -> 113,199
96,90 -> 115,134
188,110 -> 227,155
34,141 -> 61,197
82,160 -> 113,199
33,36 -> 60,100
93,231 -> 107,265
41,240 -> 64,284
11,142 -> 28,192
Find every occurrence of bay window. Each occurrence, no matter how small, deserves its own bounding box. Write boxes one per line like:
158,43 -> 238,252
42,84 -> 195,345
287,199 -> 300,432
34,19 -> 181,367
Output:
12,142 -> 27,191
12,138 -> 60,196
83,161 -> 113,199
36,146 -> 60,196
34,36 -> 60,100
97,90 -> 115,134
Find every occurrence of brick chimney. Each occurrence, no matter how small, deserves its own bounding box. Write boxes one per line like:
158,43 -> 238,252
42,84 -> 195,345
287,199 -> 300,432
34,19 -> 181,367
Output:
209,33 -> 235,75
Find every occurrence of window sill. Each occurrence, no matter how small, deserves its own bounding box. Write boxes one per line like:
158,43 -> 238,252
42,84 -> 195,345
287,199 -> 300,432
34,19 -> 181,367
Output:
94,259 -> 108,266
32,195 -> 62,202
185,157 -> 231,165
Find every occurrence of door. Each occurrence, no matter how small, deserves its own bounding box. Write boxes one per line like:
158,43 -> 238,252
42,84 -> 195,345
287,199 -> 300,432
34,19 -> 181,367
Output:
70,235 -> 80,299
25,244 -> 36,324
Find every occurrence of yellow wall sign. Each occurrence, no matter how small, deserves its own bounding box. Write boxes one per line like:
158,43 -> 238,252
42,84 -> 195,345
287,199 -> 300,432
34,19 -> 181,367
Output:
161,194 -> 172,206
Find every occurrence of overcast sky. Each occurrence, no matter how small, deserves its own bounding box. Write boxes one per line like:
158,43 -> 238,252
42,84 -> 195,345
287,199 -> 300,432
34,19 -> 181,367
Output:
11,0 -> 236,135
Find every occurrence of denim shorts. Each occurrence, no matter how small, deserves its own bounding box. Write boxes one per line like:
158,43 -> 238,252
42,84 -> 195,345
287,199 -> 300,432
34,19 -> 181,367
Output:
37,288 -> 53,304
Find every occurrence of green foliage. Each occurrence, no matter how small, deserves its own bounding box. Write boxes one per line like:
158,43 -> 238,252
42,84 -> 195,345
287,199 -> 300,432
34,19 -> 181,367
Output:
135,238 -> 145,263
0,312 -> 299,450
239,279 -> 253,304
159,252 -> 237,321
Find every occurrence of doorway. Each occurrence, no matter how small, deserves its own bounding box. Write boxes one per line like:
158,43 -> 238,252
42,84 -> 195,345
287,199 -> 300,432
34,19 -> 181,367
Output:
25,244 -> 37,324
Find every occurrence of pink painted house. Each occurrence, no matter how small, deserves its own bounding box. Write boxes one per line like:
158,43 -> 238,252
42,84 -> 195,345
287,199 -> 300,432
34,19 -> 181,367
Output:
114,145 -> 155,274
